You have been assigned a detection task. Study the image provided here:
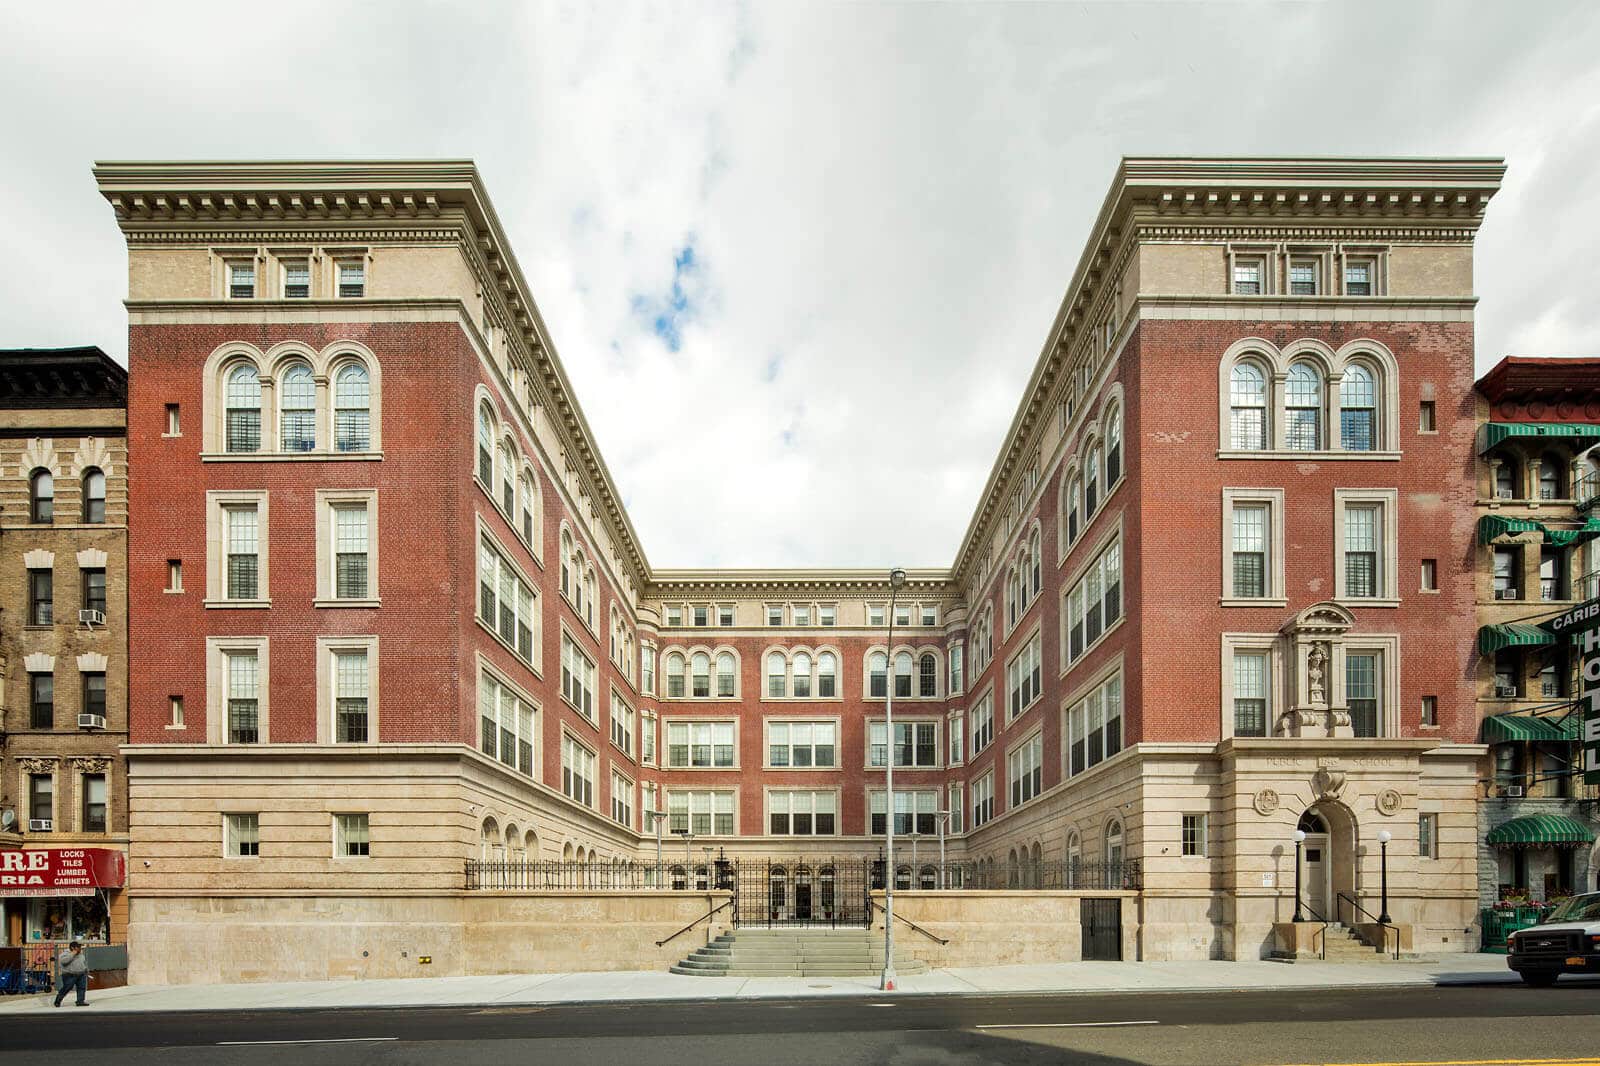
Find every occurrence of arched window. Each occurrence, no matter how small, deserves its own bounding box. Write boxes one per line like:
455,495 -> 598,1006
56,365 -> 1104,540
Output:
1066,831 -> 1081,873
665,651 -> 686,698
1104,406 -> 1123,484
1339,364 -> 1376,451
279,362 -> 316,451
918,653 -> 937,697
1104,819 -> 1124,866
766,651 -> 787,698
1005,565 -> 1020,628
333,363 -> 371,451
868,652 -> 887,698
559,531 -> 573,596
818,652 -> 837,698
499,443 -> 515,514
1028,528 -> 1042,595
519,470 -> 537,543
1285,363 -> 1322,451
716,651 -> 737,697
691,652 -> 711,698
1229,362 -> 1268,450
792,651 -> 812,698
477,402 -> 495,484
584,571 -> 597,627
1066,474 -> 1081,543
1539,452 -> 1565,501
225,364 -> 263,453
29,469 -> 53,523
480,817 -> 501,863
893,651 -> 914,698
1007,849 -> 1019,889
82,468 -> 105,524
1084,445 -> 1101,516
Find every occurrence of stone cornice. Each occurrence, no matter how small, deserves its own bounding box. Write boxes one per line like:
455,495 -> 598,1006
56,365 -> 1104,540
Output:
648,568 -> 956,598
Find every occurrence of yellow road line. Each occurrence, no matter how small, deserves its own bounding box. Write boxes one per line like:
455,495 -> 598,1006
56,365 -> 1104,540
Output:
1274,1059 -> 1600,1066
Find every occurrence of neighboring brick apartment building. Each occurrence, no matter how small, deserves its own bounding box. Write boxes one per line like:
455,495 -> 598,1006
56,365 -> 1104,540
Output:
1473,357 -> 1600,906
93,156 -> 1502,980
0,347 -> 130,949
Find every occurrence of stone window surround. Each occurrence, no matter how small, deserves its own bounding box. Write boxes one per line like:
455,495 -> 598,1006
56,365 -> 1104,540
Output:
205,635 -> 270,744
761,786 -> 842,837
1224,243 -> 1389,298
1060,656 -> 1126,782
664,786 -> 740,836
759,645 -> 845,702
477,654 -> 541,780
657,644 -> 743,702
1005,622 -> 1044,723
314,634 -> 379,745
861,644 -> 945,702
1332,487 -> 1401,607
863,714 -> 944,771
209,246 -> 371,302
1221,487 -> 1288,606
662,715 -> 740,771
1005,725 -> 1046,809
198,338 -> 383,459
610,766 -> 636,831
204,489 -> 269,608
1215,337 -> 1401,461
761,714 -> 844,772
1219,630 -> 1400,739
478,518 -> 544,676
314,488 -> 380,608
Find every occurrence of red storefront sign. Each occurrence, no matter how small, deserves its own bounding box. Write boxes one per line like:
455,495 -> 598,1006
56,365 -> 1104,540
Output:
0,849 -> 126,897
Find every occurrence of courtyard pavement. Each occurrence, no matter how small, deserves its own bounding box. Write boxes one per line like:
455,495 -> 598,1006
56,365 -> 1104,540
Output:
0,951 -> 1578,1014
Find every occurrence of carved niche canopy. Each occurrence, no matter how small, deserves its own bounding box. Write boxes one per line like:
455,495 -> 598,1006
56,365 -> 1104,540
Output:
1281,601 -> 1357,639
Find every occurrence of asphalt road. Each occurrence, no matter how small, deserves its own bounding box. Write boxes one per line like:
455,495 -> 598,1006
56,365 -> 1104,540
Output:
2,984 -> 1597,1065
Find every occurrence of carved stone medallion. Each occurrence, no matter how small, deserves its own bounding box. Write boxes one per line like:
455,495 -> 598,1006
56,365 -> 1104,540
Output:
1253,788 -> 1281,816
1376,788 -> 1402,816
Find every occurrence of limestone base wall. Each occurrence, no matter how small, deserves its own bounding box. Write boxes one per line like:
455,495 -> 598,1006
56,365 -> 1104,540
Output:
870,890 -> 1140,968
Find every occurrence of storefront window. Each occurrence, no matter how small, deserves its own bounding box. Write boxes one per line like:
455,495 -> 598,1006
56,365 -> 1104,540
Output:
25,896 -> 109,944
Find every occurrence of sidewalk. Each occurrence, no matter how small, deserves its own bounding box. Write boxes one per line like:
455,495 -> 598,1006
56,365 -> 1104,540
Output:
0,953 -> 1572,1014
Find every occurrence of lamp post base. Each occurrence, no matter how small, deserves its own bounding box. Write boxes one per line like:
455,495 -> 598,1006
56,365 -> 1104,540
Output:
881,968 -> 896,991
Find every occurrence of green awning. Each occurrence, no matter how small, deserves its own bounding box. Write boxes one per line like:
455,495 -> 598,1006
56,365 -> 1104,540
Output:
1481,714 -> 1581,743
1478,622 -> 1557,654
1486,813 -> 1596,848
1481,422 -> 1600,455
1478,513 -> 1600,547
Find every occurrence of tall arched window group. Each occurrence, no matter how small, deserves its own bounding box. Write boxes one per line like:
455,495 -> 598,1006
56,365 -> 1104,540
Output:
1060,398 -> 1123,551
866,647 -> 941,700
27,466 -> 106,525
559,527 -> 598,630
764,648 -> 840,699
1223,339 -> 1396,454
214,345 -> 376,455
661,647 -> 740,699
969,603 -> 995,676
1005,525 -> 1043,631
609,606 -> 635,683
478,396 -> 542,550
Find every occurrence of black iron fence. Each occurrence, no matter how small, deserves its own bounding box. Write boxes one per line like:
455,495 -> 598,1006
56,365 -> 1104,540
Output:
876,859 -> 1141,891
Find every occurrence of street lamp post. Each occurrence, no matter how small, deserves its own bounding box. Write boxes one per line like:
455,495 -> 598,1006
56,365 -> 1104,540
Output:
882,566 -> 907,991
1377,830 -> 1392,925
936,810 -> 950,890
644,809 -> 666,887
1292,829 -> 1306,923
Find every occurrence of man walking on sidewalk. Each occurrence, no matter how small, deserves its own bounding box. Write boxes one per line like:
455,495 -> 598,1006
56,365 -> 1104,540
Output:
53,940 -> 89,1007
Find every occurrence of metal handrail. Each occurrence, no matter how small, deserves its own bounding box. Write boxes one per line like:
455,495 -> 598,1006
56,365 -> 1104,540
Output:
655,898 -> 733,948
869,898 -> 950,945
1298,903 -> 1329,961
1338,892 -> 1401,960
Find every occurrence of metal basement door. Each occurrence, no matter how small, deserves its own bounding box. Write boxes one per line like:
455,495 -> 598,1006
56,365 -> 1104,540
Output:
1080,897 -> 1122,960
732,859 -> 871,928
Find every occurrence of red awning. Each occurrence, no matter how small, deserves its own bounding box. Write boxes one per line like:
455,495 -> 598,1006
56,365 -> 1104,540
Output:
0,848 -> 126,897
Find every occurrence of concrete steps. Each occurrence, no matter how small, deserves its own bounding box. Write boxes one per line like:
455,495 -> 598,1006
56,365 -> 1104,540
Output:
1274,922 -> 1414,963
672,928 -> 931,977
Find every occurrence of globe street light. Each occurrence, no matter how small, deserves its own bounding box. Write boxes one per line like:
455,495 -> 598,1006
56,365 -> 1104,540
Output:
1377,829 -> 1393,925
1292,829 -> 1307,923
882,565 -> 908,991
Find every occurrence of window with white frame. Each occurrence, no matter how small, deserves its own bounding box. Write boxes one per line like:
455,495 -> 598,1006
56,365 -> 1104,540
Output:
970,691 -> 994,756
1344,257 -> 1375,296
769,790 -> 836,835
947,712 -> 964,766
1419,812 -> 1438,858
1182,814 -> 1207,857
1347,651 -> 1382,738
668,790 -> 734,835
641,710 -> 657,765
818,604 -> 836,627
337,259 -> 366,298
227,259 -> 256,299
948,643 -> 964,695
480,537 -> 537,663
947,783 -> 964,832
1335,489 -> 1398,601
1006,632 -> 1042,721
332,648 -> 371,743
868,720 -> 938,768
1340,364 -> 1377,451
665,605 -> 683,627
768,720 -> 837,768
1232,255 -> 1265,295
1231,502 -> 1268,598
476,402 -> 495,486
335,813 -> 370,858
1344,504 -> 1381,598
1229,361 -> 1269,451
894,604 -> 912,628
1064,536 -> 1122,665
1233,651 -> 1270,737
1008,733 -> 1044,808
226,649 -> 261,743
969,606 -> 993,676
225,503 -> 261,600
223,362 -> 263,453
560,633 -> 597,721
226,812 -> 259,857
869,789 -> 938,835
282,258 -> 310,298
972,772 -> 994,829
1066,672 -> 1123,777
478,669 -> 535,776
1288,257 -> 1320,295
867,605 -> 885,627
610,691 -> 636,756
921,604 -> 938,627
612,771 -> 633,828
561,734 -> 596,808
641,646 -> 656,695
692,605 -> 709,627
332,502 -> 371,599
718,604 -> 735,626
667,720 -> 735,768
279,362 -> 316,451
766,604 -> 784,626
1284,363 -> 1323,451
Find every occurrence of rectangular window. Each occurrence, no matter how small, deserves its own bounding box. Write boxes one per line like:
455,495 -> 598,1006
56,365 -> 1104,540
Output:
768,720 -> 837,767
561,735 -> 596,808
283,259 -> 310,298
335,813 -> 370,857
642,647 -> 656,695
948,783 -> 964,833
1182,814 -> 1207,857
868,720 -> 938,767
894,605 -> 912,628
920,605 -> 938,627
1232,258 -> 1262,295
692,605 -> 709,627
666,605 -> 683,627
1006,634 -> 1042,720
226,813 -> 259,857
169,695 -> 184,728
668,789 -> 734,836
969,694 -> 993,756
477,671 -> 535,775
1067,673 -> 1122,777
29,774 -> 53,825
869,789 -> 938,836
166,559 -> 183,592
1344,260 -> 1373,296
480,539 -> 536,663
165,403 -> 181,436
1288,259 -> 1319,295
333,503 -> 370,599
1344,505 -> 1380,598
612,772 -> 633,828
867,605 -> 885,627
948,644 -> 964,695
334,650 -> 369,742
227,260 -> 255,299
642,710 -> 657,765
1421,695 -> 1438,728
225,505 -> 260,600
948,714 -> 964,766
610,693 -> 635,756
560,634 -> 597,721
81,673 -> 106,719
337,260 -> 365,298
1419,400 -> 1436,433
1347,652 -> 1380,738
1008,733 -> 1044,809
1493,547 -> 1521,599
972,773 -> 994,829
1419,813 -> 1438,859
667,721 -> 736,768
28,673 -> 52,729
792,605 -> 811,627
28,568 -> 52,625
718,605 -> 735,627
818,605 -> 836,627
227,650 -> 260,743
1421,558 -> 1438,592
769,790 -> 836,835
1065,536 -> 1122,663
82,774 -> 107,834
1232,504 -> 1268,598
767,606 -> 783,627
1234,652 -> 1268,737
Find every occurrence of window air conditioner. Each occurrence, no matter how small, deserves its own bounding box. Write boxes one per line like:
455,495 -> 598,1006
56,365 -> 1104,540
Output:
77,608 -> 105,626
1494,684 -> 1519,698
1495,489 -> 1515,500
28,819 -> 52,833
1496,589 -> 1520,600
78,713 -> 106,730
1505,785 -> 1526,798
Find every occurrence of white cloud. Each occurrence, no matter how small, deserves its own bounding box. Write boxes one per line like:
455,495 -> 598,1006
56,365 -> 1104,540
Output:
1,1 -> 1597,567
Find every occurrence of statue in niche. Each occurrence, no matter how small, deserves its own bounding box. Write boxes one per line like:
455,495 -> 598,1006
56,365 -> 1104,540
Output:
1307,643 -> 1328,705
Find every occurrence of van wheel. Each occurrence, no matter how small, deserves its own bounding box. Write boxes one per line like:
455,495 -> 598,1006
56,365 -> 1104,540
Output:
1520,970 -> 1559,987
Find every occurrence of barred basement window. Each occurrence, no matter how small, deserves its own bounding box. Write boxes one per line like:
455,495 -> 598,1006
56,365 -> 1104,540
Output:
335,650 -> 369,742
280,363 -> 316,451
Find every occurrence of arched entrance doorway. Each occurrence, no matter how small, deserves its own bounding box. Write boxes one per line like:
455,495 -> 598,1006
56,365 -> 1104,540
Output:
1298,802 -> 1358,921
1298,810 -> 1331,918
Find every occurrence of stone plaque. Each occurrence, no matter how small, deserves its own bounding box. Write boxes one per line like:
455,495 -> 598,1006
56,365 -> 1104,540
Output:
1253,788 -> 1280,816
1376,788 -> 1402,816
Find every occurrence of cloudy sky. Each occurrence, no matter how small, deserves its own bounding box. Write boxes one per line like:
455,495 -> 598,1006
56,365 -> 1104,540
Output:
4,2 -> 1598,568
